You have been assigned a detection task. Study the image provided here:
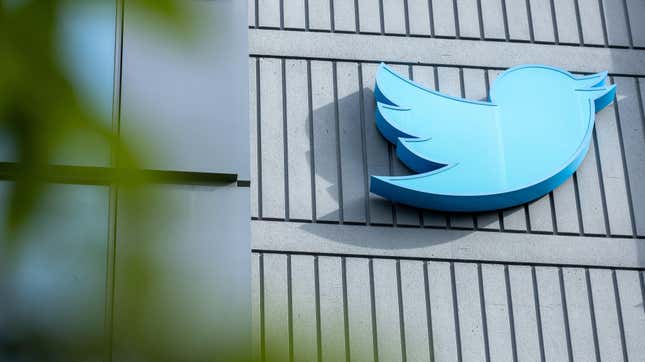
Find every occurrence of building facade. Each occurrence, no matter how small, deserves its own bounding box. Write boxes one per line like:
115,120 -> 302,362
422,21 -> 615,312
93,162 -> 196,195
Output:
249,0 -> 645,361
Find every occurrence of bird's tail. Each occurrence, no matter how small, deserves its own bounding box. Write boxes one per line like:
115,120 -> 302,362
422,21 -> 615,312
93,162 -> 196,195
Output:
574,71 -> 617,112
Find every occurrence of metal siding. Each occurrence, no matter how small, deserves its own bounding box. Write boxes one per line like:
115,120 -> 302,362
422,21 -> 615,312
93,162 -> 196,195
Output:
250,0 -> 645,358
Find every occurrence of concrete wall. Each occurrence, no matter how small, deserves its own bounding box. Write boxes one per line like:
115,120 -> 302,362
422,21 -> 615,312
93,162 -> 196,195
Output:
249,0 -> 645,360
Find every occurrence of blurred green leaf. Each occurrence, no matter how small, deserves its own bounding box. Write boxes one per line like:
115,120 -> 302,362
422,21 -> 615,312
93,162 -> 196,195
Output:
0,0 -> 193,233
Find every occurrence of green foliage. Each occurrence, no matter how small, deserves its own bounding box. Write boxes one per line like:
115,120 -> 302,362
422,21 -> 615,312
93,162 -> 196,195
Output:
0,0 -> 191,235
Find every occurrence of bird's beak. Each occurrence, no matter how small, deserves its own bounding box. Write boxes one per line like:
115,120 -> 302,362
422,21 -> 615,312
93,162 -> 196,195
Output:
575,71 -> 608,89
573,71 -> 615,112
576,84 -> 617,112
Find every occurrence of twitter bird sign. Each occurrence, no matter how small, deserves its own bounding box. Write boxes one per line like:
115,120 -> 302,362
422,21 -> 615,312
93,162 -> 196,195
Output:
371,63 -> 616,212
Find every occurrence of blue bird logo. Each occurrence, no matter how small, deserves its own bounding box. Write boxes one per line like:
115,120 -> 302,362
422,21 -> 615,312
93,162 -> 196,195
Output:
371,63 -> 616,212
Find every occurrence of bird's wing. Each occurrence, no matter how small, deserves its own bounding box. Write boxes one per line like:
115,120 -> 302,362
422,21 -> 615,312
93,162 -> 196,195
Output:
375,63 -> 499,172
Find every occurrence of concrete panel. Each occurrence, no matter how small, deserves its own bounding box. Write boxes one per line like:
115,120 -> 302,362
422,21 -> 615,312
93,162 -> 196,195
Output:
576,139 -> 607,235
529,0 -> 556,43
318,256 -> 347,361
252,220 -> 645,268
263,253 -> 290,361
427,261 -> 460,362
382,0 -> 407,34
346,258 -> 376,362
285,59 -> 314,221
309,0 -> 332,30
432,0 -> 457,37
552,0 -> 580,44
407,0 -> 432,36
535,267 -> 570,361
372,259 -> 404,362
594,80 -> 633,236
482,264 -> 515,362
357,0 -> 382,33
601,0 -> 630,47
456,0 -> 481,39
625,0 -> 645,47
311,60 -> 340,222
589,269 -> 626,361
503,206 -> 528,231
399,260 -> 433,362
259,58 -> 286,219
528,194 -> 554,233
333,0 -> 357,32
505,0 -> 531,41
249,0 -> 256,26
250,58 -> 260,218
258,0 -> 281,27
561,268 -> 597,362
454,263 -> 487,362
508,266 -> 543,361
615,270 -> 645,360
553,177 -> 581,234
291,255 -> 318,362
249,29 -> 645,75
481,0 -> 507,40
614,77 -> 645,236
337,62 -> 367,223
361,63 -> 394,225
284,0 -> 306,29
577,0 -> 605,45
252,253 -> 261,362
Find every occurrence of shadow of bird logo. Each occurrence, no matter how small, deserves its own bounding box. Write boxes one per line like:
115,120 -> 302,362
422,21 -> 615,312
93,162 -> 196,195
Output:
371,63 -> 616,212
